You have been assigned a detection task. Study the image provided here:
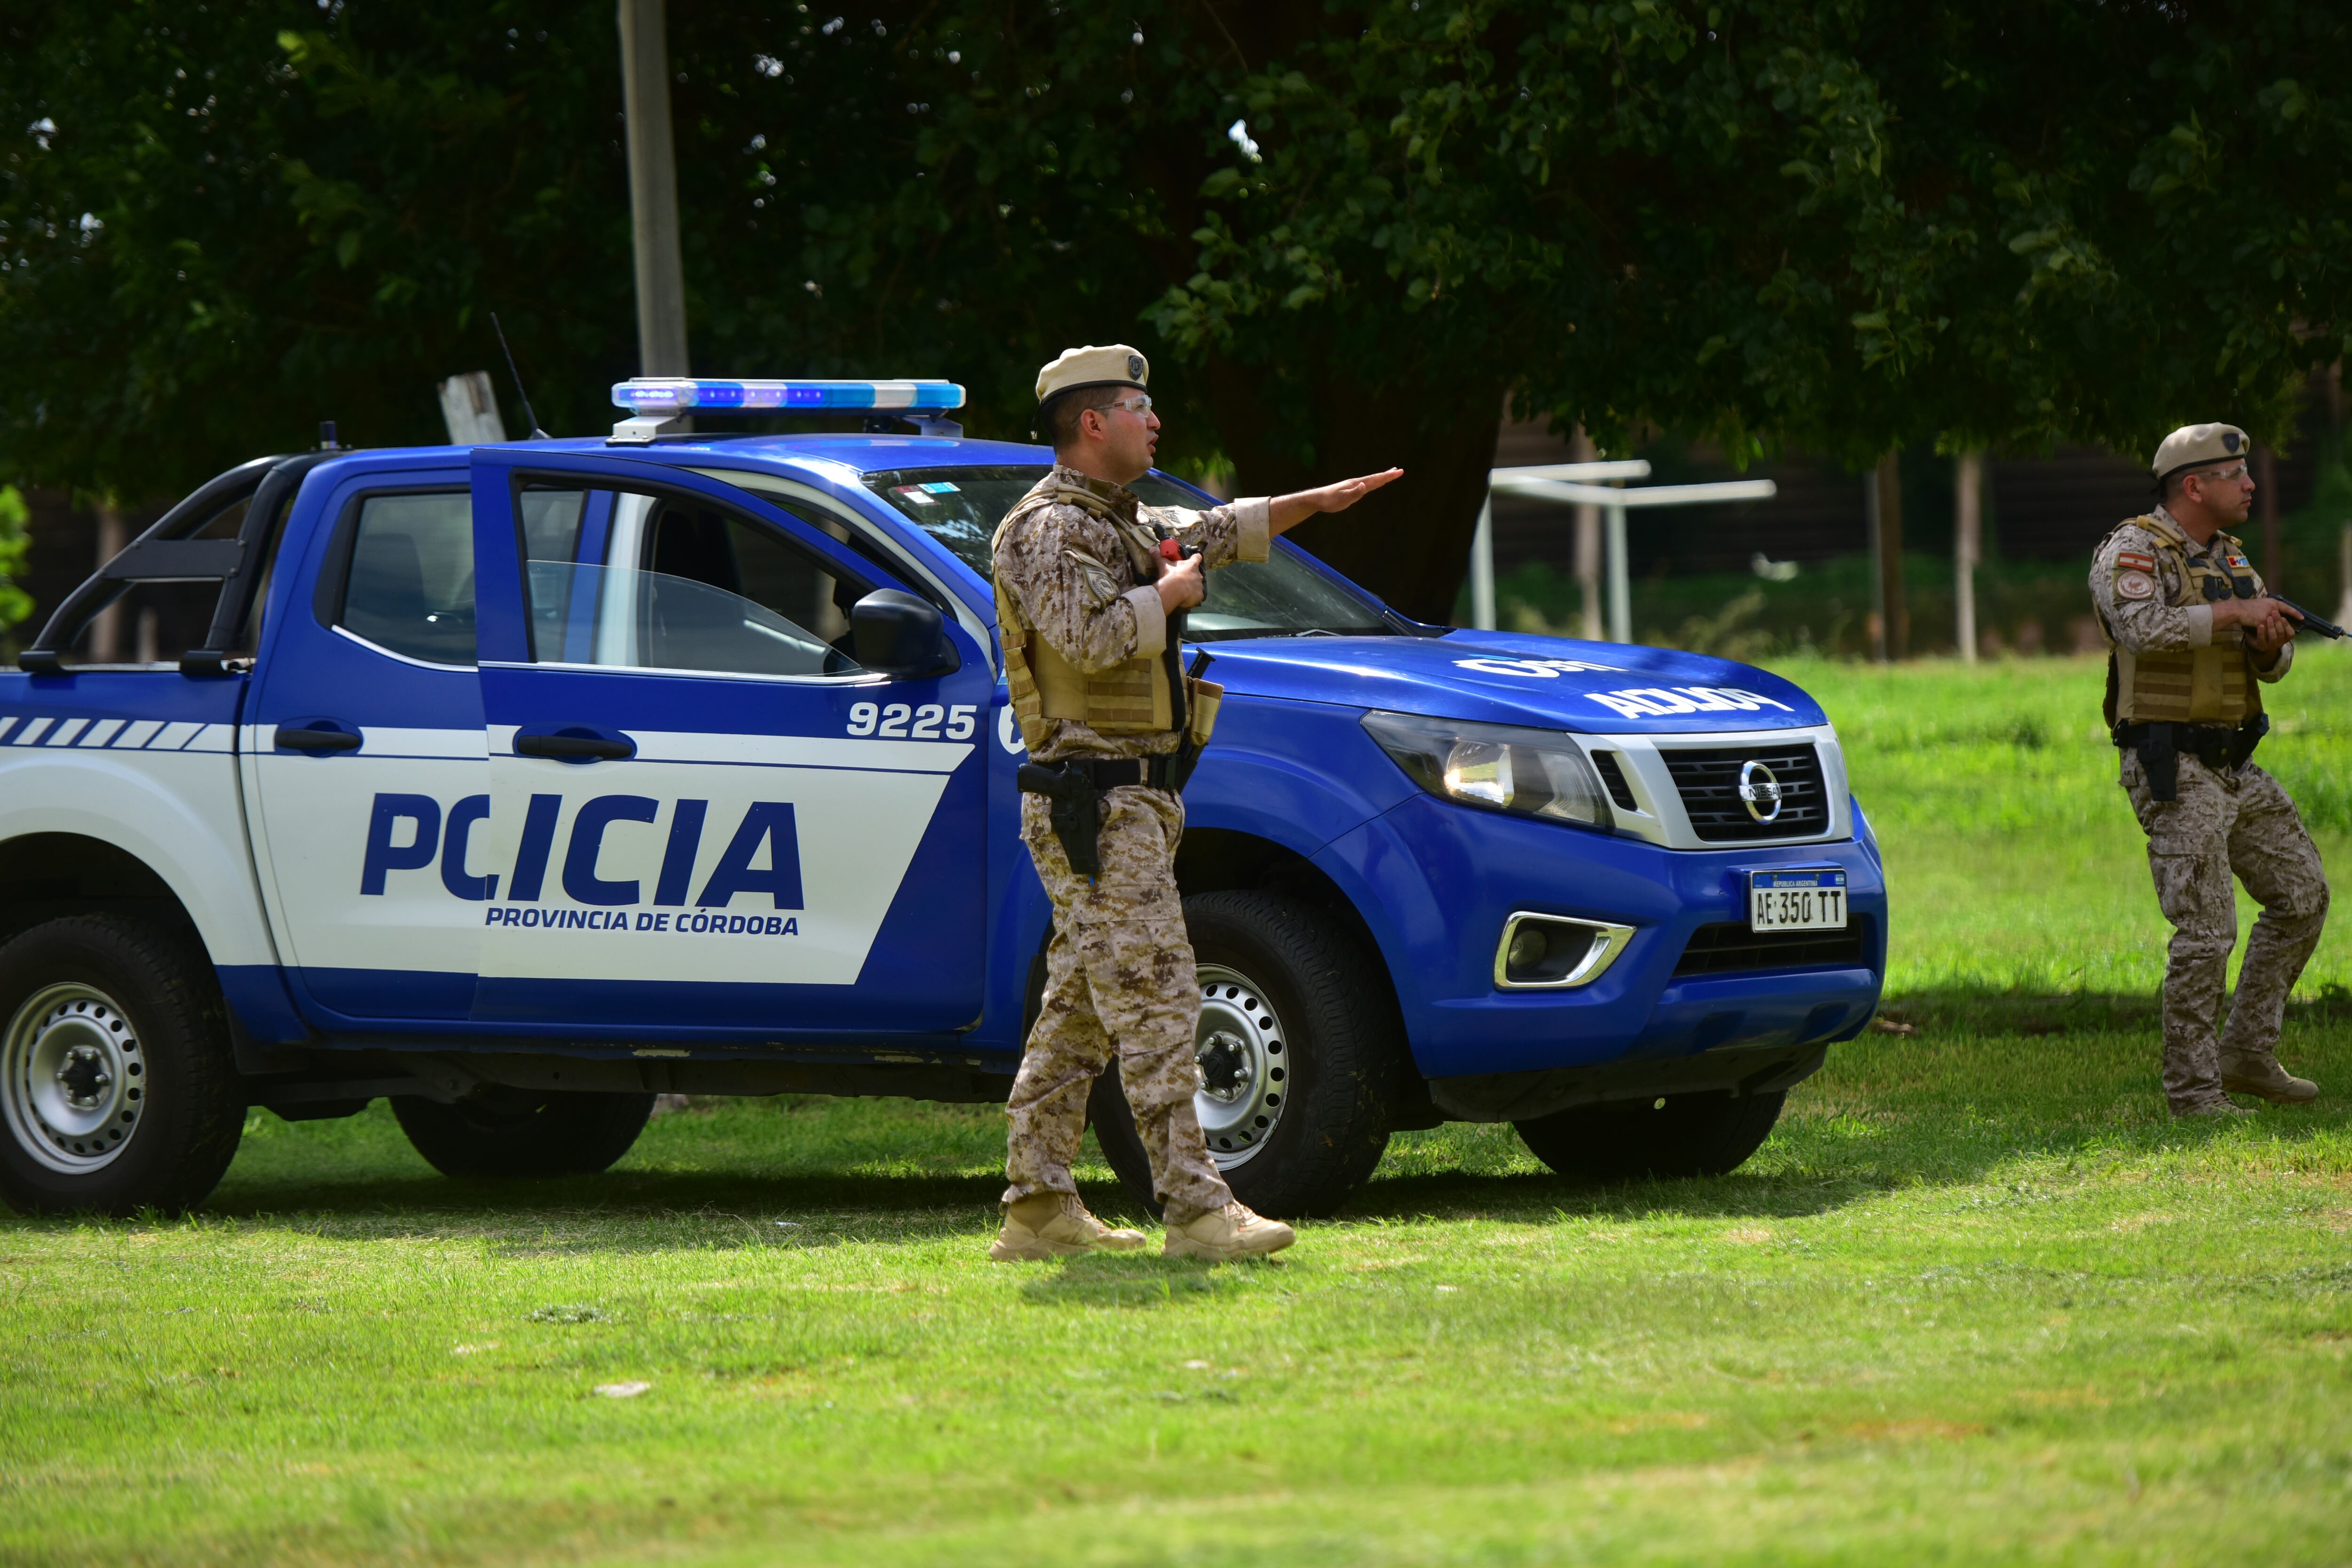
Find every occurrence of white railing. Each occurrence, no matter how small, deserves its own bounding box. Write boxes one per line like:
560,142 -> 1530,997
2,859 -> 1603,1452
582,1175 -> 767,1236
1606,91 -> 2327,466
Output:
1470,463 -> 1778,642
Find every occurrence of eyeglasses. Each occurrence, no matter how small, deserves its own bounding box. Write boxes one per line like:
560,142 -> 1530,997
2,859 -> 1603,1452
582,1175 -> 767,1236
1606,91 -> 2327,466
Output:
1093,394 -> 1153,417
2190,462 -> 2251,484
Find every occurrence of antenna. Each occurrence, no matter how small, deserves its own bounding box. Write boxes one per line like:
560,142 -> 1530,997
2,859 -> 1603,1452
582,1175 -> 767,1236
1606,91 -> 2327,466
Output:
490,312 -> 549,439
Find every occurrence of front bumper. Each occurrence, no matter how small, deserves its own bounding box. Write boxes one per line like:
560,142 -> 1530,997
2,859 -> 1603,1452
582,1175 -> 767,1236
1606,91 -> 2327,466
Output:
1312,791 -> 1887,1081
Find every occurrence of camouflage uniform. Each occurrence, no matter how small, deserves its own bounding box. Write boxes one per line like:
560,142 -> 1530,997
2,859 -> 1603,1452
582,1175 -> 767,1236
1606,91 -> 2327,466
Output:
995,465 -> 1269,1216
2091,508 -> 2328,1111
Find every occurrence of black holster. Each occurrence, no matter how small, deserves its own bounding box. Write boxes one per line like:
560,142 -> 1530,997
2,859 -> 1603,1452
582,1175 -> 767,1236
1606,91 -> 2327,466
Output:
1017,761 -> 1101,876
2135,723 -> 2179,803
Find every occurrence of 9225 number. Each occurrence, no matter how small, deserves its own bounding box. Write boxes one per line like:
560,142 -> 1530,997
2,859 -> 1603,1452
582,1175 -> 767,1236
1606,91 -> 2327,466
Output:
847,702 -> 977,740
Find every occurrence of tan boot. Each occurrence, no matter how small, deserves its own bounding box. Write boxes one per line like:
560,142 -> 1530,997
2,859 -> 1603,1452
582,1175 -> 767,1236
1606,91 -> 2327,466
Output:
1162,1200 -> 1295,1261
2219,1051 -> 2320,1105
989,1193 -> 1148,1261
2173,1095 -> 2256,1119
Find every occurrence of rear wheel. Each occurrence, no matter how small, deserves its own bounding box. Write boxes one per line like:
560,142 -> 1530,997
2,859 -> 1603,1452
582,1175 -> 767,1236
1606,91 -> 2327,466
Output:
1514,1090 -> 1786,1183
0,916 -> 245,1215
1089,890 -> 1398,1219
391,1089 -> 655,1178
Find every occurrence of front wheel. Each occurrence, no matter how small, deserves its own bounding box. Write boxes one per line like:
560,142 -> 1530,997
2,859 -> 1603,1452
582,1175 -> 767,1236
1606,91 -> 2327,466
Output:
391,1089 -> 655,1178
1089,890 -> 1399,1219
0,916 -> 246,1215
1514,1090 -> 1786,1183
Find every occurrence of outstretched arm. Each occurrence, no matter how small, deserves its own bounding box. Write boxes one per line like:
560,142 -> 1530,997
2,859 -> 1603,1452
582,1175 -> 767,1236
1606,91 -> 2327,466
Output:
1269,469 -> 1405,536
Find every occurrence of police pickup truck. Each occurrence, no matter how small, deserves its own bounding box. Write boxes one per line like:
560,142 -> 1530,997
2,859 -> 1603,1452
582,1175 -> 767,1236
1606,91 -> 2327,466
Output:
0,377 -> 1885,1217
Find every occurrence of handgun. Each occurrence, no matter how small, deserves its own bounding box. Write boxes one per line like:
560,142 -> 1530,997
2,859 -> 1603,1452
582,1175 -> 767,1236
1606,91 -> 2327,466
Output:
2274,595 -> 2347,639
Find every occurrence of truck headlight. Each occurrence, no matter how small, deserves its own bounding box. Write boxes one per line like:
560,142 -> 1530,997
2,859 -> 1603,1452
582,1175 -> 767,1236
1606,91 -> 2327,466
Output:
1360,711 -> 1613,830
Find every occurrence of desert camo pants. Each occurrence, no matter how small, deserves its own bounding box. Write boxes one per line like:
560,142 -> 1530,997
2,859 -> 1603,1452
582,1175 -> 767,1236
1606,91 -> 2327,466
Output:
1002,782 -> 1233,1216
2122,751 -> 2330,1109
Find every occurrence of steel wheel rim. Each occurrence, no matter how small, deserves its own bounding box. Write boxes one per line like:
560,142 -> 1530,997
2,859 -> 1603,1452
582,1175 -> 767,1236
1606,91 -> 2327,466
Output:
2,983 -> 147,1175
1193,963 -> 1287,1170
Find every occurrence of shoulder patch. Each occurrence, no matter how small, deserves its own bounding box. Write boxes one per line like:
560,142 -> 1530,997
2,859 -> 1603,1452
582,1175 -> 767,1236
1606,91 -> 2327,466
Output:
1062,548 -> 1125,607
2115,570 -> 2156,601
2116,550 -> 2155,574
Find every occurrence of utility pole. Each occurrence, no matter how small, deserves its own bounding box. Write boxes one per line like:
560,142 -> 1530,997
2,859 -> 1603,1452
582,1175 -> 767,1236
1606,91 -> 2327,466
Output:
1954,450 -> 1984,666
618,0 -> 690,377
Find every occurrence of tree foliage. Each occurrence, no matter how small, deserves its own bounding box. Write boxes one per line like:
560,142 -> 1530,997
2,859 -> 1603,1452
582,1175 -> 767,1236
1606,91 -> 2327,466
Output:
6,2 -> 2351,618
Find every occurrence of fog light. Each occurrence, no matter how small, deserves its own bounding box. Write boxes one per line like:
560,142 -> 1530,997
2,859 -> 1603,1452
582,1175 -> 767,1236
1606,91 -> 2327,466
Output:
1494,912 -> 1637,990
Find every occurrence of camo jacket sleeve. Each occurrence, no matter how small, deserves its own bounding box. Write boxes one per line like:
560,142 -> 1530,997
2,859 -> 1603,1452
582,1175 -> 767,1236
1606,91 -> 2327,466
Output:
2091,524 -> 2211,654
1144,496 -> 1271,571
995,501 -> 1168,671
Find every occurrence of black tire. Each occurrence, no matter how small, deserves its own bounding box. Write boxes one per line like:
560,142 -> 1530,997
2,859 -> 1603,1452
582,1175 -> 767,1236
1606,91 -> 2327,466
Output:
0,915 -> 246,1216
1089,890 -> 1399,1219
391,1089 -> 655,1178
1514,1090 -> 1787,1183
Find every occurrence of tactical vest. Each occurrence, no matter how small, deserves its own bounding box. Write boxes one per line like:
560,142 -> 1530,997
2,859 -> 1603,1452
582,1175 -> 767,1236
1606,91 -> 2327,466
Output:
992,476 -> 1218,751
2098,514 -> 2264,727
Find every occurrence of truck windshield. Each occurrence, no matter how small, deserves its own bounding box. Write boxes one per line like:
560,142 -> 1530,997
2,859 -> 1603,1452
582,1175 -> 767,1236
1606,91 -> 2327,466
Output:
862,466 -> 1396,642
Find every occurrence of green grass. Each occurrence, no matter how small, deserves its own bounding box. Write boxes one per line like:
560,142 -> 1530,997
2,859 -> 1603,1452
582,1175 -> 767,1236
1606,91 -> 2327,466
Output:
7,653 -> 2352,1566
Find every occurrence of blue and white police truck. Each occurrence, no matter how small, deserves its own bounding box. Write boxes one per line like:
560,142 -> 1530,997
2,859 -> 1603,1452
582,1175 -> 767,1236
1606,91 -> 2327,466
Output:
0,378 -> 1885,1216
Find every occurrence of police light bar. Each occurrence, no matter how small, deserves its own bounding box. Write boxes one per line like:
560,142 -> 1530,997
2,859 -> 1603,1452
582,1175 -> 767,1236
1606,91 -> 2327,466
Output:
611,378 -> 965,413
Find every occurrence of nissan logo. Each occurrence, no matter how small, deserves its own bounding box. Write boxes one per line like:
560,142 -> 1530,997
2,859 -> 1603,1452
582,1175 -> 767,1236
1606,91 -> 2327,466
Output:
1736,760 -> 1785,823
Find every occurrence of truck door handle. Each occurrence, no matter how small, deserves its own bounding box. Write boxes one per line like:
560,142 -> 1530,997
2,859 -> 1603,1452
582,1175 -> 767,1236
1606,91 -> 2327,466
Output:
513,726 -> 636,763
273,722 -> 362,753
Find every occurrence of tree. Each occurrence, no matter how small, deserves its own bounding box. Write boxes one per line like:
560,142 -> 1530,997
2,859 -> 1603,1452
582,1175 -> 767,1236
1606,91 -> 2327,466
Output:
0,485 -> 32,644
8,3 -> 2352,621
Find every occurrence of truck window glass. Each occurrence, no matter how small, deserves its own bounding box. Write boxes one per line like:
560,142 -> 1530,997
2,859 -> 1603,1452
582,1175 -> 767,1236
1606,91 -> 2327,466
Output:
338,493 -> 477,665
861,466 -> 1393,641
520,486 -> 867,679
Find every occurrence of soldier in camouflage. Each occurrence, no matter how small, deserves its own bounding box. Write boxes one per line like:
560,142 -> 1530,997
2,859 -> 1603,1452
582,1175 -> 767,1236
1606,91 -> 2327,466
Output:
988,344 -> 1400,1261
2090,422 -> 2326,1117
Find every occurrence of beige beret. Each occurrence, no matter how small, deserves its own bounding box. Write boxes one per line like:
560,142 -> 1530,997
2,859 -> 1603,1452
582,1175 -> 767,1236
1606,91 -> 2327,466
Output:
2152,422 -> 2250,483
1034,343 -> 1149,407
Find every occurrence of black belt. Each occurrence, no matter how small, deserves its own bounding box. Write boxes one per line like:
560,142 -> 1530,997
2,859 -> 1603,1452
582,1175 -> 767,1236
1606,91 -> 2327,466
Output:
1015,755 -> 1180,877
1051,755 -> 1180,792
2112,715 -> 2268,802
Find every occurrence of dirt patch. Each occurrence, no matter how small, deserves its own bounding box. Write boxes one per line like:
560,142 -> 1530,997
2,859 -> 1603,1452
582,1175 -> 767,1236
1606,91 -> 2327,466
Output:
1846,1418 -> 1987,1441
1610,1411 -> 1711,1433
2012,1387 -> 2110,1409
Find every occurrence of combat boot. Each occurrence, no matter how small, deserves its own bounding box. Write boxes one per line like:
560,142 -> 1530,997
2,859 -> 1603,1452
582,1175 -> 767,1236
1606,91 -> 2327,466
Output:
2172,1094 -> 2256,1119
988,1193 -> 1148,1261
2219,1050 -> 2320,1105
1162,1200 -> 1295,1261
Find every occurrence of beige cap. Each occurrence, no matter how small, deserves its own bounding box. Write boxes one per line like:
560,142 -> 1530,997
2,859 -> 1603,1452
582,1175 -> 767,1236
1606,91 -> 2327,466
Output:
1035,343 -> 1149,407
2152,422 -> 2250,483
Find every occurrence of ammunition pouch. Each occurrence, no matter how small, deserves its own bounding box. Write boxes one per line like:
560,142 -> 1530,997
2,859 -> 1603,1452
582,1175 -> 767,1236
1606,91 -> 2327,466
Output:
2113,714 -> 2269,803
1016,756 -> 1184,877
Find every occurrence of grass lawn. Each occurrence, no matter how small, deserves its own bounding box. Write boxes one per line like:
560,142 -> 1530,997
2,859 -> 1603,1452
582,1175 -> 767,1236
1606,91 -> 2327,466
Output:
5,654 -> 2352,1565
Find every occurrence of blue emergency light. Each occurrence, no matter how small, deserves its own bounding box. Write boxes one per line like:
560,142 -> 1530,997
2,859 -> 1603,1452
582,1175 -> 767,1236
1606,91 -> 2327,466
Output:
611,378 -> 966,413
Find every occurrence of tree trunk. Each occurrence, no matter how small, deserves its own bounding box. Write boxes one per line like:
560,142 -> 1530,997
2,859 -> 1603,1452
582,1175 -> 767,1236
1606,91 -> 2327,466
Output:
1571,426 -> 1603,641
1955,450 -> 1983,665
1202,360 -> 1505,623
1875,453 -> 1908,660
90,500 -> 128,663
2256,443 -> 2280,588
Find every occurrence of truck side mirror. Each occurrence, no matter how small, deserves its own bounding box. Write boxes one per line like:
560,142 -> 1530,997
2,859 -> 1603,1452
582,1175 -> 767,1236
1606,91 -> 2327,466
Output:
850,589 -> 961,680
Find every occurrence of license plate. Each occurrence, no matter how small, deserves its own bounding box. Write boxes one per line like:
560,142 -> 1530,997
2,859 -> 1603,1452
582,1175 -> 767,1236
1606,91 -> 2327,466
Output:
1748,869 -> 1848,932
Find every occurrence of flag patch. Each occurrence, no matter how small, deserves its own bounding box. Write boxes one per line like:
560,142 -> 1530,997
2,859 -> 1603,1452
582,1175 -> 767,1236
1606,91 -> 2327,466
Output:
2116,550 -> 2156,573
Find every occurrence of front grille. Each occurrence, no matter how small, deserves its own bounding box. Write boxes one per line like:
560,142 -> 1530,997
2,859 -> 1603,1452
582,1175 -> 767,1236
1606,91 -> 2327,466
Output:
1590,749 -> 1638,811
1661,742 -> 1829,841
1673,916 -> 1872,978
